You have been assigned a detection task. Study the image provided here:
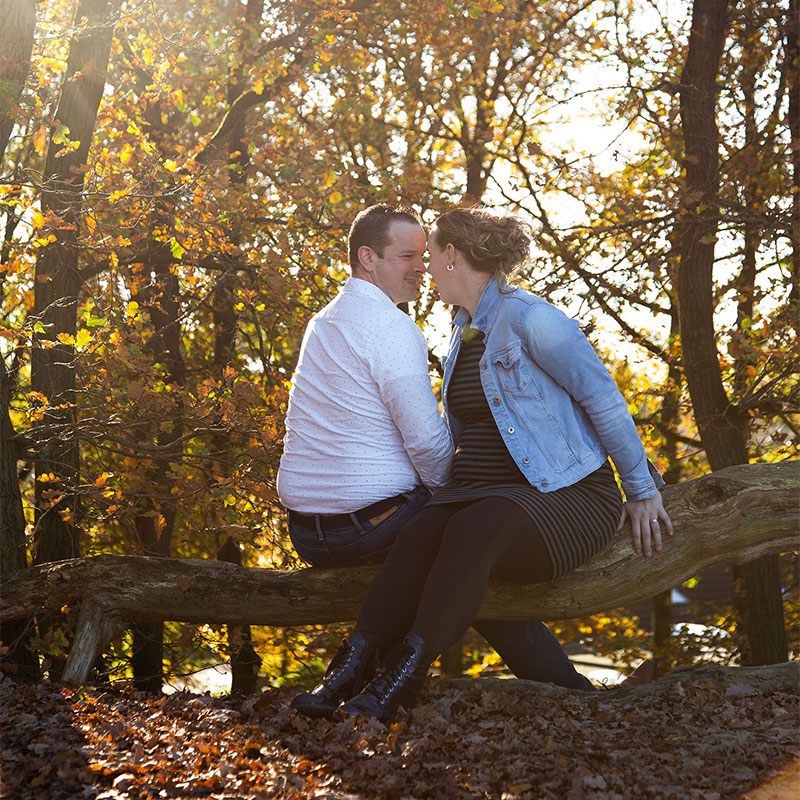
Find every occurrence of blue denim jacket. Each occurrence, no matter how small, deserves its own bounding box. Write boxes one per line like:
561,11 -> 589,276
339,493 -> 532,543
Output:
441,280 -> 664,501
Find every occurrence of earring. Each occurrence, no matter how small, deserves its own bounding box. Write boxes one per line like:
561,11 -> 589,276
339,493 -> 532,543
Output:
446,263 -> 455,271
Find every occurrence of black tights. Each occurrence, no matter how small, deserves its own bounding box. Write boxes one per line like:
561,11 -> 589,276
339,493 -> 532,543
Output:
355,498 -> 554,658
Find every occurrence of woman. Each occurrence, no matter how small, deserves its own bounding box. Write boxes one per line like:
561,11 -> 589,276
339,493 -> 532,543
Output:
294,207 -> 672,723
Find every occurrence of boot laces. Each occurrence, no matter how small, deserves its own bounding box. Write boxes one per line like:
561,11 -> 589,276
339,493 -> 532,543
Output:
373,644 -> 417,695
326,639 -> 359,682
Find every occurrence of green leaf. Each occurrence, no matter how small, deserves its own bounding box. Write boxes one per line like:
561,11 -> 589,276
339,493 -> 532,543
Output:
52,123 -> 71,144
170,237 -> 186,259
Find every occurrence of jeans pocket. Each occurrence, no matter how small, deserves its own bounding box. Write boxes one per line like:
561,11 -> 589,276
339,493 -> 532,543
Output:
353,488 -> 431,562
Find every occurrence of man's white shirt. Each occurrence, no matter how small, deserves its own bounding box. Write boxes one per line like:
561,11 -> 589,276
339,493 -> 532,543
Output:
277,278 -> 453,513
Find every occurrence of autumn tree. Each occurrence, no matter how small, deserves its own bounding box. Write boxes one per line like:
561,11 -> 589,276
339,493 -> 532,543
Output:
1,0 -> 795,689
0,0 -> 38,678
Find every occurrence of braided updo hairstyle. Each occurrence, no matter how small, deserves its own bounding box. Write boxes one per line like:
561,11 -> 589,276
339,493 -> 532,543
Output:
432,207 -> 532,282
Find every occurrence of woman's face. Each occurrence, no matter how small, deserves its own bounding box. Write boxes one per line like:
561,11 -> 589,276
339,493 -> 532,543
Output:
426,225 -> 460,304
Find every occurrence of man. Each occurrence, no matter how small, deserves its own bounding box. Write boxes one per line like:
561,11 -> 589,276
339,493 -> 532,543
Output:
277,205 -> 450,565
278,205 -> 632,719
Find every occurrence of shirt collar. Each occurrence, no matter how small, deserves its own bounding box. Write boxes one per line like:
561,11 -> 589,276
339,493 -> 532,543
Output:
452,278 -> 516,332
343,276 -> 398,307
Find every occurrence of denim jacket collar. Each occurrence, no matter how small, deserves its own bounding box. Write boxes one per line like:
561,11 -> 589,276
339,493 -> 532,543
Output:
452,278 -> 516,333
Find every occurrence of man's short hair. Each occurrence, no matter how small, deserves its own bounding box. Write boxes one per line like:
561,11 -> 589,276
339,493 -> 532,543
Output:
348,204 -> 422,271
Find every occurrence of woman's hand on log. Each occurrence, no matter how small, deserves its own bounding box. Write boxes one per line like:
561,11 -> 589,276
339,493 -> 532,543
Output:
617,494 -> 673,557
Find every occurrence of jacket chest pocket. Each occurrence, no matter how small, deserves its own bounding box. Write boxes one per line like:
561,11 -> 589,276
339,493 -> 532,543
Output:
492,344 -> 531,394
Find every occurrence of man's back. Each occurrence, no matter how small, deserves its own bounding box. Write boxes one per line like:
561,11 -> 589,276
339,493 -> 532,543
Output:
277,278 -> 452,513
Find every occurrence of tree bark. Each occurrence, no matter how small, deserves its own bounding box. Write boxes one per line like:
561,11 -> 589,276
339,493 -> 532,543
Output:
0,0 -> 36,163
0,0 -> 38,681
213,0 -> 264,695
1,462 -> 795,684
128,243 -> 186,692
652,313 -> 681,673
677,0 -> 745,468
31,0 -> 119,567
787,0 -> 800,335
0,357 -> 38,679
676,0 -> 787,665
28,0 -> 119,680
446,661 -> 800,703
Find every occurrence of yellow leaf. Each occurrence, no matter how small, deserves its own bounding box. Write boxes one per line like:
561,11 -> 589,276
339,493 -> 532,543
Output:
33,124 -> 48,154
95,472 -> 111,487
57,332 -> 75,345
75,329 -> 92,348
329,191 -> 343,205
253,78 -> 264,95
125,300 -> 139,317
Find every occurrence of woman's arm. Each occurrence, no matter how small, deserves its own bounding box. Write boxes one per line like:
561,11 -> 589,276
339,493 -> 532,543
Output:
518,301 -> 673,552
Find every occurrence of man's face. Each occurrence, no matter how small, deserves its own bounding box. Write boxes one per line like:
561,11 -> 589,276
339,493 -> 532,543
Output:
369,220 -> 427,305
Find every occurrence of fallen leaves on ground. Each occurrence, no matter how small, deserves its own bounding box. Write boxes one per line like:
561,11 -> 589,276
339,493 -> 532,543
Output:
1,664 -> 798,799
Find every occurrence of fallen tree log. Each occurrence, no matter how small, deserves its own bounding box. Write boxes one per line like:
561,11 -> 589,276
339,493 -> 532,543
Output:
444,660 -> 800,703
1,461 -> 798,685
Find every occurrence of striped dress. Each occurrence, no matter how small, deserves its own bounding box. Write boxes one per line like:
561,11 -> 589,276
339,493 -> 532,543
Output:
428,332 -> 623,578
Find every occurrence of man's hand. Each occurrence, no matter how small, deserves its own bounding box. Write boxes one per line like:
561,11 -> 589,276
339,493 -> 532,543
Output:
617,494 -> 673,557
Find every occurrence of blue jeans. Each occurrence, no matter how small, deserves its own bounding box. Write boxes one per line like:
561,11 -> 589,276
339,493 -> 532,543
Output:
287,487 -> 593,691
287,486 -> 432,568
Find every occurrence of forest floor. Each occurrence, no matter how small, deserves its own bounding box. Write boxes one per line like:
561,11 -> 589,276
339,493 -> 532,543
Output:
1,663 -> 798,800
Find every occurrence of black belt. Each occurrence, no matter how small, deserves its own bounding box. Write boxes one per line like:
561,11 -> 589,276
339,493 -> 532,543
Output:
288,492 -> 408,531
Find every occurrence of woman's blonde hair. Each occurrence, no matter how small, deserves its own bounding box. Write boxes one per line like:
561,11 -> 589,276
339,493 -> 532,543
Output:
432,207 -> 531,281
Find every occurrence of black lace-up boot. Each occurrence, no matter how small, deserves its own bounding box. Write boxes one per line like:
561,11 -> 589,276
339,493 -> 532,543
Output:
291,632 -> 378,719
338,633 -> 430,723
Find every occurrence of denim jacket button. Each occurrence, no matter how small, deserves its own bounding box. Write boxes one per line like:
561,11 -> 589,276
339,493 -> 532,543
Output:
481,362 -> 487,369
541,480 -> 549,487
523,457 -> 529,464
507,426 -> 515,434
493,397 -> 500,403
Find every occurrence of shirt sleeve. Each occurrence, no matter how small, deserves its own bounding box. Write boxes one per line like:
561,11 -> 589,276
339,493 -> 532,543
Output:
519,302 -> 659,501
370,318 -> 453,490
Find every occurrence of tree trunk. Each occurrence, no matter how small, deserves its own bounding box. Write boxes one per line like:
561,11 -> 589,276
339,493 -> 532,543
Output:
439,641 -> 463,678
209,0 -> 265,695
0,1 -> 36,678
218,538 -> 261,693
31,0 -> 119,566
0,357 -> 38,679
29,0 -> 119,679
787,0 -> 800,335
127,247 -> 186,692
676,0 -> 746,468
651,589 -> 673,673
0,0 -> 36,162
676,0 -> 787,665
446,661 -> 800,703
1,462 -> 794,685
651,312 -> 681,673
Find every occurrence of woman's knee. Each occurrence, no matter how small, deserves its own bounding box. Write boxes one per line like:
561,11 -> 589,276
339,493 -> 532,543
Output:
439,507 -> 503,558
439,499 -> 534,560
389,506 -> 450,560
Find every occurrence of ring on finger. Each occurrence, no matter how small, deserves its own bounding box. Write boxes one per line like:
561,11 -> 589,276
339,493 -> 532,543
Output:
650,518 -> 659,524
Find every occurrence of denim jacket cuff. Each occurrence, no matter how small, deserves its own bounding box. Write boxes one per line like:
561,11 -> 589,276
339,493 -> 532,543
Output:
647,459 -> 666,488
623,484 -> 658,502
